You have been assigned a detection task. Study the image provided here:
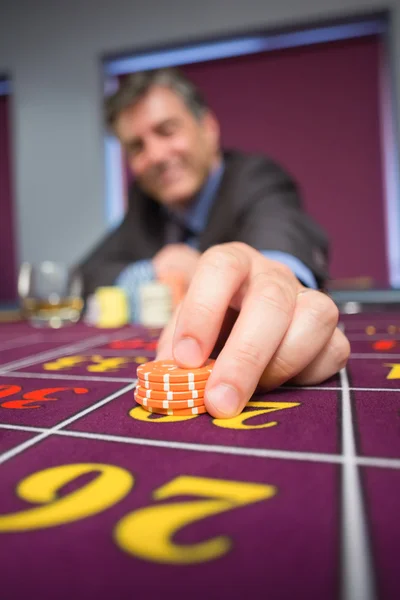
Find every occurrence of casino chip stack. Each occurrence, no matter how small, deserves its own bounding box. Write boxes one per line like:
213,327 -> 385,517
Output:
138,282 -> 173,327
135,359 -> 215,416
84,287 -> 129,328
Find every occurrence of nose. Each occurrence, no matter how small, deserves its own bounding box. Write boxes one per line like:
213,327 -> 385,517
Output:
143,138 -> 167,169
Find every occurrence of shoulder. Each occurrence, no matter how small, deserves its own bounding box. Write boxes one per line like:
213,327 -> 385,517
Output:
220,149 -> 300,209
222,148 -> 298,186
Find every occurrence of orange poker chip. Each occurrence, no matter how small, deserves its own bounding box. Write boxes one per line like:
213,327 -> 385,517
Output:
137,359 -> 214,384
137,377 -> 207,392
134,390 -> 205,410
135,384 -> 204,401
139,402 -> 208,416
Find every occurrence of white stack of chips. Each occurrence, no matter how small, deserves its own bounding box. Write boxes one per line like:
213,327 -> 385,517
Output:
138,282 -> 173,327
84,294 -> 100,326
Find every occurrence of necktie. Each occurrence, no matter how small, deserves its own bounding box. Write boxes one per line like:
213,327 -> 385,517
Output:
164,215 -> 193,245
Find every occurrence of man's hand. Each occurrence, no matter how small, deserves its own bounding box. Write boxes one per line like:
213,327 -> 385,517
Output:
156,242 -> 350,418
153,244 -> 200,283
153,244 -> 201,308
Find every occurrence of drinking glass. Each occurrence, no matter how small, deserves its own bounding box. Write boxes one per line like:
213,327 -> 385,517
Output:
18,261 -> 83,328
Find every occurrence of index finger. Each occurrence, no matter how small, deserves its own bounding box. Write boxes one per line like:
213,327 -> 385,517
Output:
171,245 -> 301,413
203,262 -> 299,417
171,244 -> 251,368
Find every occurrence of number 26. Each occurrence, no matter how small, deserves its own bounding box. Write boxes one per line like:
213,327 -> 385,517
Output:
0,463 -> 276,564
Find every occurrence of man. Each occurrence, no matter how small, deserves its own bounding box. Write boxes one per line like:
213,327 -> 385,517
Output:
78,67 -> 350,419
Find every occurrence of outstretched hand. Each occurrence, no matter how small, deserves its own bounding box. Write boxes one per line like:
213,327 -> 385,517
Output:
156,242 -> 350,418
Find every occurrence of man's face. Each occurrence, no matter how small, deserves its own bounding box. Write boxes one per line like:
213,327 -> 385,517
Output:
114,85 -> 220,207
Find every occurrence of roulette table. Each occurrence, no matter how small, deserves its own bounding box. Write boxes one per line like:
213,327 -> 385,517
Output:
0,312 -> 398,599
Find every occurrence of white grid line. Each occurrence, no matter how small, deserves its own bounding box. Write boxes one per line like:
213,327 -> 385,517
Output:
0,333 -> 44,352
0,382 -> 137,465
350,353 -> 400,359
285,385 -> 400,392
357,455 -> 400,469
340,366 -> 376,600
0,422 -> 343,463
0,422 -> 399,469
74,349 -> 156,357
347,334 -> 400,340
1,371 -> 400,393
0,370 -> 138,383
0,328 -> 136,373
0,335 -> 111,372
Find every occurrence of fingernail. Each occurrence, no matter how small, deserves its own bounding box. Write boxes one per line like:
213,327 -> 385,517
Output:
206,384 -> 241,416
174,337 -> 203,366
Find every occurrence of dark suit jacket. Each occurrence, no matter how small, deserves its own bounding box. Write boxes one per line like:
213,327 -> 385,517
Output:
77,149 -> 330,295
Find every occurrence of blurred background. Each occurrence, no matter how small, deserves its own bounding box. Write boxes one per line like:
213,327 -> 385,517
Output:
1,0 -> 399,308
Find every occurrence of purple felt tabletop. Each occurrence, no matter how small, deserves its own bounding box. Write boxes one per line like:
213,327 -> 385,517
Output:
0,313 -> 399,599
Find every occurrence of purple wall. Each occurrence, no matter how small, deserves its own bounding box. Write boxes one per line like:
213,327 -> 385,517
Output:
0,95 -> 17,302
1,35 -> 388,299
182,35 -> 388,285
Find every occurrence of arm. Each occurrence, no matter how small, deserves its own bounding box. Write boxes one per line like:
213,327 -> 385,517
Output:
233,158 -> 329,289
260,251 -> 317,289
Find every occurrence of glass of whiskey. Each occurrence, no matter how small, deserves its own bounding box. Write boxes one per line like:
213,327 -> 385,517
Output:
18,261 -> 84,328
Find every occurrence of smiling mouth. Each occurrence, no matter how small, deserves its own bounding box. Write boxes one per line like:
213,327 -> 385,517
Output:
158,167 -> 185,185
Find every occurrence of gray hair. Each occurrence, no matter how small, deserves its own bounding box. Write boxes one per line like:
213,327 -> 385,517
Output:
105,67 -> 209,130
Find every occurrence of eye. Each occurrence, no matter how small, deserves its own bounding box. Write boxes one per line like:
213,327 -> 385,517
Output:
159,121 -> 179,136
127,141 -> 143,157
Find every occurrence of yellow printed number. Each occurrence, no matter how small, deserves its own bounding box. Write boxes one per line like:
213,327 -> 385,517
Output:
213,400 -> 300,430
87,356 -> 133,373
43,356 -> 87,371
384,363 -> 400,379
43,355 -> 142,373
0,463 -> 133,531
129,405 -> 196,423
133,356 -> 149,364
114,475 -> 275,564
130,401 -> 300,428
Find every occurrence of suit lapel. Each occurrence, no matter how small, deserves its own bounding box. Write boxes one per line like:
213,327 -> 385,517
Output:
129,186 -> 166,257
198,151 -> 238,251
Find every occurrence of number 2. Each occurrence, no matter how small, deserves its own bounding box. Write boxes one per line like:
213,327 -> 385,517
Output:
114,475 -> 276,564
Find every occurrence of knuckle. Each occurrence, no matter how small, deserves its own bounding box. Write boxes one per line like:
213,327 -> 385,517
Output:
202,245 -> 246,275
251,273 -> 295,317
270,262 -> 295,281
188,298 -> 217,322
331,331 -> 351,370
229,241 -> 252,255
232,339 -> 265,371
269,354 -> 297,380
307,291 -> 339,327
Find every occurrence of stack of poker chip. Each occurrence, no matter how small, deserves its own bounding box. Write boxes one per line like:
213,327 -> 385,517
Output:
138,271 -> 187,327
84,287 -> 129,328
135,359 -> 215,416
138,282 -> 173,327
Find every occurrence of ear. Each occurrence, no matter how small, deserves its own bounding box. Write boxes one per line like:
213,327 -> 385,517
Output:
201,110 -> 220,151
